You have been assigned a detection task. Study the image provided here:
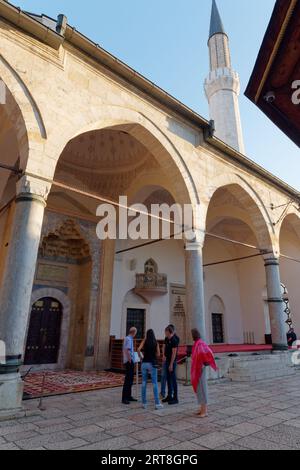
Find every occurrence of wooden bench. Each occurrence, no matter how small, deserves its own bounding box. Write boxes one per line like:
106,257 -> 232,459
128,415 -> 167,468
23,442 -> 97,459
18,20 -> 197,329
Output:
109,338 -> 188,372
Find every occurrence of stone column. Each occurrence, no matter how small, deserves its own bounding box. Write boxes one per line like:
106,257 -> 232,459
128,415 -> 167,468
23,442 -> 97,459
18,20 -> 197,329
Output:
185,240 -> 207,343
0,175 -> 50,414
84,240 -> 102,371
95,239 -> 115,370
264,257 -> 288,351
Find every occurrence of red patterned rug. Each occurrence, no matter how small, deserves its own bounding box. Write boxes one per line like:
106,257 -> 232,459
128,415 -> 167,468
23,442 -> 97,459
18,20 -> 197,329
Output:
23,370 -> 125,400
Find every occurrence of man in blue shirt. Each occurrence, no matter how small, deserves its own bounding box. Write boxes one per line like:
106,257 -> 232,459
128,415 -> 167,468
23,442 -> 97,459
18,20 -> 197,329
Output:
122,327 -> 138,405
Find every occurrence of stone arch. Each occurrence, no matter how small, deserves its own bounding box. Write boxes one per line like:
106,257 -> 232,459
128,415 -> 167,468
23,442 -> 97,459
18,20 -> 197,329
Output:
207,206 -> 254,233
278,211 -> 300,335
0,86 -> 27,169
278,210 -> 300,243
0,170 -> 18,203
26,288 -> 71,370
206,173 -> 273,228
209,294 -> 225,312
126,174 -> 178,205
278,212 -> 300,277
128,183 -> 177,208
52,105 -> 199,209
126,183 -> 185,242
0,55 -> 47,168
204,174 -> 274,251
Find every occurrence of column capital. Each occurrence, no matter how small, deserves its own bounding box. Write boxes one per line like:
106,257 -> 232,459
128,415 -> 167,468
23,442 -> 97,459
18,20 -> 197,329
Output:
185,240 -> 204,251
16,174 -> 51,204
184,227 -> 205,250
264,256 -> 280,267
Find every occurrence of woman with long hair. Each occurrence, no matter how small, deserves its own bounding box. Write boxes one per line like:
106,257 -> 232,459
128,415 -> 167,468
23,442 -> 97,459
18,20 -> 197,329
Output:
191,329 -> 217,418
138,329 -> 163,410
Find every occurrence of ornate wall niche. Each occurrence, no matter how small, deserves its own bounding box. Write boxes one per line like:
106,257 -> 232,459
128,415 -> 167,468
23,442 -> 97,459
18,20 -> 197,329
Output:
39,219 -> 91,265
170,284 -> 187,344
135,258 -> 168,295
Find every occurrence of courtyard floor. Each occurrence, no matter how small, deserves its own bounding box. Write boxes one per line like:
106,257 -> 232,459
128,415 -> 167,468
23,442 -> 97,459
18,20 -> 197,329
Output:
1,373 -> 300,450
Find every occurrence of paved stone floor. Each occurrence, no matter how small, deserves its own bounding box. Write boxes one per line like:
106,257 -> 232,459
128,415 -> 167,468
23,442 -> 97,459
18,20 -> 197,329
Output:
1,374 -> 300,450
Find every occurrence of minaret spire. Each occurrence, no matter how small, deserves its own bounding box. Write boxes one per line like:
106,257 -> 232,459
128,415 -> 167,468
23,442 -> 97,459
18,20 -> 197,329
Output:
204,0 -> 245,154
209,0 -> 226,39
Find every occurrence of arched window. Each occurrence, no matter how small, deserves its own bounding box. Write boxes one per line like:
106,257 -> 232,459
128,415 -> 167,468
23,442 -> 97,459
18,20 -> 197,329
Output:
144,258 -> 158,274
122,290 -> 149,339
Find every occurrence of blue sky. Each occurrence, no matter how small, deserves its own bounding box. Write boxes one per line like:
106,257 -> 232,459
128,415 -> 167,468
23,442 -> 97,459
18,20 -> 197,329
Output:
16,0 -> 299,190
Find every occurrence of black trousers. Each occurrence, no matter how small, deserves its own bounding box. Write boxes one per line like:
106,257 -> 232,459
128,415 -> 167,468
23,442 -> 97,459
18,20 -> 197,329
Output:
122,361 -> 135,401
166,360 -> 178,400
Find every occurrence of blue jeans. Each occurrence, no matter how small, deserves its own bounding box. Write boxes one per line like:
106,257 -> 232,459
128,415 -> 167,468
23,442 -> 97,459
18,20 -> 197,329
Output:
141,362 -> 160,406
161,361 -> 168,397
166,360 -> 178,400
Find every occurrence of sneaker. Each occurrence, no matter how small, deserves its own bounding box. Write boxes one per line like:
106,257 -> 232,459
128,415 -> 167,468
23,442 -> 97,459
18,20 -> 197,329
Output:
129,397 -> 138,402
155,404 -> 164,410
142,403 -> 148,410
162,396 -> 171,403
159,393 -> 165,400
168,399 -> 179,406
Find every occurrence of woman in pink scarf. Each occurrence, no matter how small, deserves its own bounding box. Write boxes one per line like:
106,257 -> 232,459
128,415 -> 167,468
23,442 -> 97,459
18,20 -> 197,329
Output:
191,329 -> 217,418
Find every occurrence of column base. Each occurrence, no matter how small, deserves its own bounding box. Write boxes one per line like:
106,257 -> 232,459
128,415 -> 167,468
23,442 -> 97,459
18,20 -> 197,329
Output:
272,344 -> 289,352
0,373 -> 24,415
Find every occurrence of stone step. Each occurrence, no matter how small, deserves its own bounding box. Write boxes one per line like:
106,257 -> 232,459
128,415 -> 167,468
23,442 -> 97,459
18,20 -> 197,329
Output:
232,354 -> 288,362
228,352 -> 296,382
231,354 -> 274,362
231,362 -> 288,372
229,370 -> 296,382
232,354 -> 292,366
230,367 -> 295,377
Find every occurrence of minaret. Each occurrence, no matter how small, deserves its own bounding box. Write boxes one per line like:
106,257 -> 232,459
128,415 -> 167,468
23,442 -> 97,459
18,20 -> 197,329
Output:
204,0 -> 245,154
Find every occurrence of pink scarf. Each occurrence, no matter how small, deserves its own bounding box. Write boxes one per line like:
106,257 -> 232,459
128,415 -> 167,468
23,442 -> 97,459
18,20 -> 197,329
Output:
191,339 -> 217,393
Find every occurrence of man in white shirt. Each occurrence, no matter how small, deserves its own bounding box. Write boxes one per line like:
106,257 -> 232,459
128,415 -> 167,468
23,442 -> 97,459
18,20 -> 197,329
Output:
122,327 -> 137,405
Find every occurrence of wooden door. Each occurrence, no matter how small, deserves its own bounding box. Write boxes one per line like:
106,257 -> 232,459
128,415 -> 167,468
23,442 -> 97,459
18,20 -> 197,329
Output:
212,313 -> 225,344
24,298 -> 63,365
